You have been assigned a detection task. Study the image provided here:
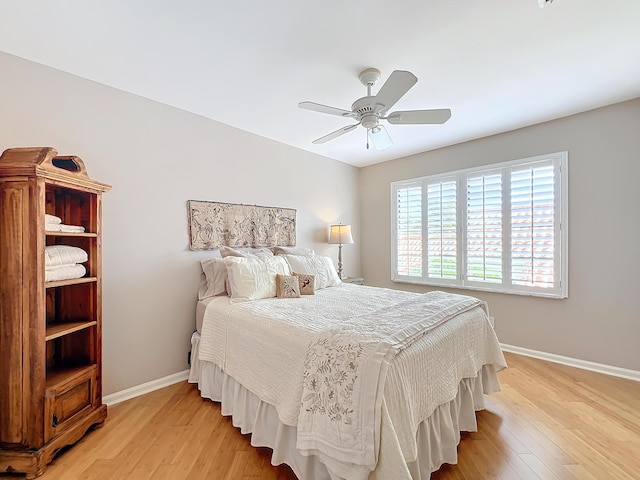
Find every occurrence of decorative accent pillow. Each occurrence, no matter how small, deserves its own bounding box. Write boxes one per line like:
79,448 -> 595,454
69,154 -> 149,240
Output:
199,257 -> 229,299
223,255 -> 290,303
293,272 -> 315,295
276,274 -> 301,298
271,246 -> 315,256
282,254 -> 341,290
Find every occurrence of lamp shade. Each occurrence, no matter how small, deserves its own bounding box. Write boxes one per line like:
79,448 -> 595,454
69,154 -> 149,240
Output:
368,125 -> 393,150
328,224 -> 354,245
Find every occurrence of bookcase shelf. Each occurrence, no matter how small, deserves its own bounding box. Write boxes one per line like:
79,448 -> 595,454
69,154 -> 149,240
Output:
45,277 -> 98,288
46,232 -> 98,238
45,321 -> 97,341
45,364 -> 97,392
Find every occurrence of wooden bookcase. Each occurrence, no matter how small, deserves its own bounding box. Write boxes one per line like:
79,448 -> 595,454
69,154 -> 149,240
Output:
0,147 -> 111,478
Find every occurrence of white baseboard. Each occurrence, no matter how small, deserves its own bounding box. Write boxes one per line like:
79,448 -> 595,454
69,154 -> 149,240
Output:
500,344 -> 640,382
103,369 -> 190,406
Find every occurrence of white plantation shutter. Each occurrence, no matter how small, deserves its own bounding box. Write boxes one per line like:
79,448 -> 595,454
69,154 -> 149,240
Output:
465,172 -> 502,284
395,183 -> 422,277
391,152 -> 567,298
427,180 -> 457,280
510,162 -> 556,289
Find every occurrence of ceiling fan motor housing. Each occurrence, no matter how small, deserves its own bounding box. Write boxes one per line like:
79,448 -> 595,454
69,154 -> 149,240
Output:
361,114 -> 379,129
352,96 -> 385,127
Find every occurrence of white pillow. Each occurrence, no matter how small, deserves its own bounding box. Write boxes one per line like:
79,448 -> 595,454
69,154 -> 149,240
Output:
249,247 -> 275,258
271,246 -> 315,256
199,258 -> 229,300
281,254 -> 341,290
219,246 -> 251,257
224,255 -> 290,303
219,246 -> 274,258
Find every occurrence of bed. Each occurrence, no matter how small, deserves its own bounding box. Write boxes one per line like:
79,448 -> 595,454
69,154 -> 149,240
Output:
188,249 -> 507,479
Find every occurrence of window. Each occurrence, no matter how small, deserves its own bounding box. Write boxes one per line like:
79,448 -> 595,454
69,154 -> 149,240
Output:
391,152 -> 568,298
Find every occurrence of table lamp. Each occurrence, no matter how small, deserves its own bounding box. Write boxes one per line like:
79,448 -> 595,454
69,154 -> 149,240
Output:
328,224 -> 354,279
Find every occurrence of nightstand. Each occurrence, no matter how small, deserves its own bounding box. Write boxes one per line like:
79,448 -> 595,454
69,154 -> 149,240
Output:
342,277 -> 364,285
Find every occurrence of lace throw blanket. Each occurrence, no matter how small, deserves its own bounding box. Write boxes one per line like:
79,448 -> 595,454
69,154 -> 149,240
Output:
296,291 -> 484,471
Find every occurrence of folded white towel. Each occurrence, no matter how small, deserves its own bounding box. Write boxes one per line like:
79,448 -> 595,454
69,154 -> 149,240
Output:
60,224 -> 85,233
45,245 -> 88,267
45,214 -> 62,225
45,264 -> 86,282
45,224 -> 86,233
46,263 -> 78,271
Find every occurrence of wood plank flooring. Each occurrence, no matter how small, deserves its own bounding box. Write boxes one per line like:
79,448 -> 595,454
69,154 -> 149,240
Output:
431,353 -> 640,480
2,352 -> 639,479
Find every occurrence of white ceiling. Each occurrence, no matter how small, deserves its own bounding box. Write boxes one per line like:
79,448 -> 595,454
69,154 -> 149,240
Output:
1,0 -> 639,167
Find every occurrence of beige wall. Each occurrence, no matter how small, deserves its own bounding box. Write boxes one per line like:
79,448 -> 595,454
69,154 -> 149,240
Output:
0,52 -> 361,394
360,98 -> 640,371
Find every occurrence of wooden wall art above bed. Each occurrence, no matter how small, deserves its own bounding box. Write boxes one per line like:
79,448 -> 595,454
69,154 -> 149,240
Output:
187,200 -> 296,250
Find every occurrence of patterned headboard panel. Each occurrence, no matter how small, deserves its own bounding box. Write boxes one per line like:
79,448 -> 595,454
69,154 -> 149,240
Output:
187,200 -> 296,250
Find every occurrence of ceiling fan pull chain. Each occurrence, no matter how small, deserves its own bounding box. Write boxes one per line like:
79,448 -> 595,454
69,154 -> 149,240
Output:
366,129 -> 370,149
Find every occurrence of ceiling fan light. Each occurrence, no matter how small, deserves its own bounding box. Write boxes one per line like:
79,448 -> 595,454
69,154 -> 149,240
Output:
368,125 -> 393,150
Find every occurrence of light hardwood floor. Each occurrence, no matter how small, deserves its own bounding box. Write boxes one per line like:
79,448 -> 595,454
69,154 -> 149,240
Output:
2,352 -> 639,480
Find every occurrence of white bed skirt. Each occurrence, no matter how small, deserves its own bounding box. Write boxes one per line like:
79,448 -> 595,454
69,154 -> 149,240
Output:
188,332 -> 499,480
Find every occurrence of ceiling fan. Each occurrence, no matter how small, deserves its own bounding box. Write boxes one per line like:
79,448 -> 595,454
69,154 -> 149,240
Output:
299,68 -> 451,150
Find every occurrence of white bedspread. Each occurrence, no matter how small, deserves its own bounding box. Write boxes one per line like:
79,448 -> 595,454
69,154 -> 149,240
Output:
197,285 -> 506,479
296,292 -> 483,473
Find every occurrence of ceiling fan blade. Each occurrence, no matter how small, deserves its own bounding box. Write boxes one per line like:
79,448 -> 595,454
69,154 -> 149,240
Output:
374,70 -> 418,113
386,109 -> 452,125
312,124 -> 358,144
299,101 -> 356,118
